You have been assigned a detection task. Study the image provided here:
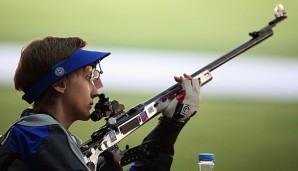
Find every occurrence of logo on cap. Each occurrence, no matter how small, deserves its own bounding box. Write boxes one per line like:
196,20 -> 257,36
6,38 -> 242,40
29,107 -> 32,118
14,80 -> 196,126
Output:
55,67 -> 65,77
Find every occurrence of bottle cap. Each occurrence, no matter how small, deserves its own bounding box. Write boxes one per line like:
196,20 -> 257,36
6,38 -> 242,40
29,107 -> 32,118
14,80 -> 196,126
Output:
198,153 -> 214,161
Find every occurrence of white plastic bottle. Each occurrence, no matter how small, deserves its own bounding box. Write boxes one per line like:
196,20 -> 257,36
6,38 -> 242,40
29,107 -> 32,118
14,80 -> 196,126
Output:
198,153 -> 215,171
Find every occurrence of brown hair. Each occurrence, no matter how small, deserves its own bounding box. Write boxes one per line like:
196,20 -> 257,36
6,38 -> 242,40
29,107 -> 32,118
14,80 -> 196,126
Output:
14,36 -> 87,113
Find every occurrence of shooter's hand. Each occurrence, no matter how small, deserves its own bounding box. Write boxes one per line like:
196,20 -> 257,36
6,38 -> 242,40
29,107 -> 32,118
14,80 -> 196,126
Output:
97,148 -> 123,171
162,73 -> 201,122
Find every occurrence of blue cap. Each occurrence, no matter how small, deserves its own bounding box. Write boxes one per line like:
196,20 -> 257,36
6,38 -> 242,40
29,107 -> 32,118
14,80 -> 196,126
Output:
198,153 -> 215,161
22,48 -> 110,104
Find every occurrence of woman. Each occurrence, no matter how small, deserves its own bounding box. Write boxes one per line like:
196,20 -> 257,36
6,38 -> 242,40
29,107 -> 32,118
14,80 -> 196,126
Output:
0,36 -> 200,171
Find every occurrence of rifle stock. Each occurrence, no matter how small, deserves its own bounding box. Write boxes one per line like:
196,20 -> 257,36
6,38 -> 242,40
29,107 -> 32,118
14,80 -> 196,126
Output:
80,5 -> 287,166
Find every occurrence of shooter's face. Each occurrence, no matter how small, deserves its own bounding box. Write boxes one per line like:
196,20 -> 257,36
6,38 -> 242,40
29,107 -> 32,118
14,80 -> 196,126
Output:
62,66 -> 101,122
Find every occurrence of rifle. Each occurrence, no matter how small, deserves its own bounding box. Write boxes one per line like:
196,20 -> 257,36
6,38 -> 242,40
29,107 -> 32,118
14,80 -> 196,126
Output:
80,4 -> 287,167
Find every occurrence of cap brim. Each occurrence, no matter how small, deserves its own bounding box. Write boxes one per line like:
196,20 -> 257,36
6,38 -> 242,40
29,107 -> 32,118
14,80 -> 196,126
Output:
22,49 -> 110,104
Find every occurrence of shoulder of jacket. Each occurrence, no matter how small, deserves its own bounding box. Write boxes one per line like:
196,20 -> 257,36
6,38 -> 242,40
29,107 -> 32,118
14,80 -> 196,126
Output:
18,114 -> 59,127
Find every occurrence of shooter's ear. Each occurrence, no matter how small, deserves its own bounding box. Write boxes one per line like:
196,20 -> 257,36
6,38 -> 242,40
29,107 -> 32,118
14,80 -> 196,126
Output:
52,81 -> 66,93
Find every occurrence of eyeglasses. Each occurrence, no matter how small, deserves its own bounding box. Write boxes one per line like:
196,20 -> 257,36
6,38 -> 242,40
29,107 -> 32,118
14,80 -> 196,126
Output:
89,69 -> 101,81
87,63 -> 103,89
